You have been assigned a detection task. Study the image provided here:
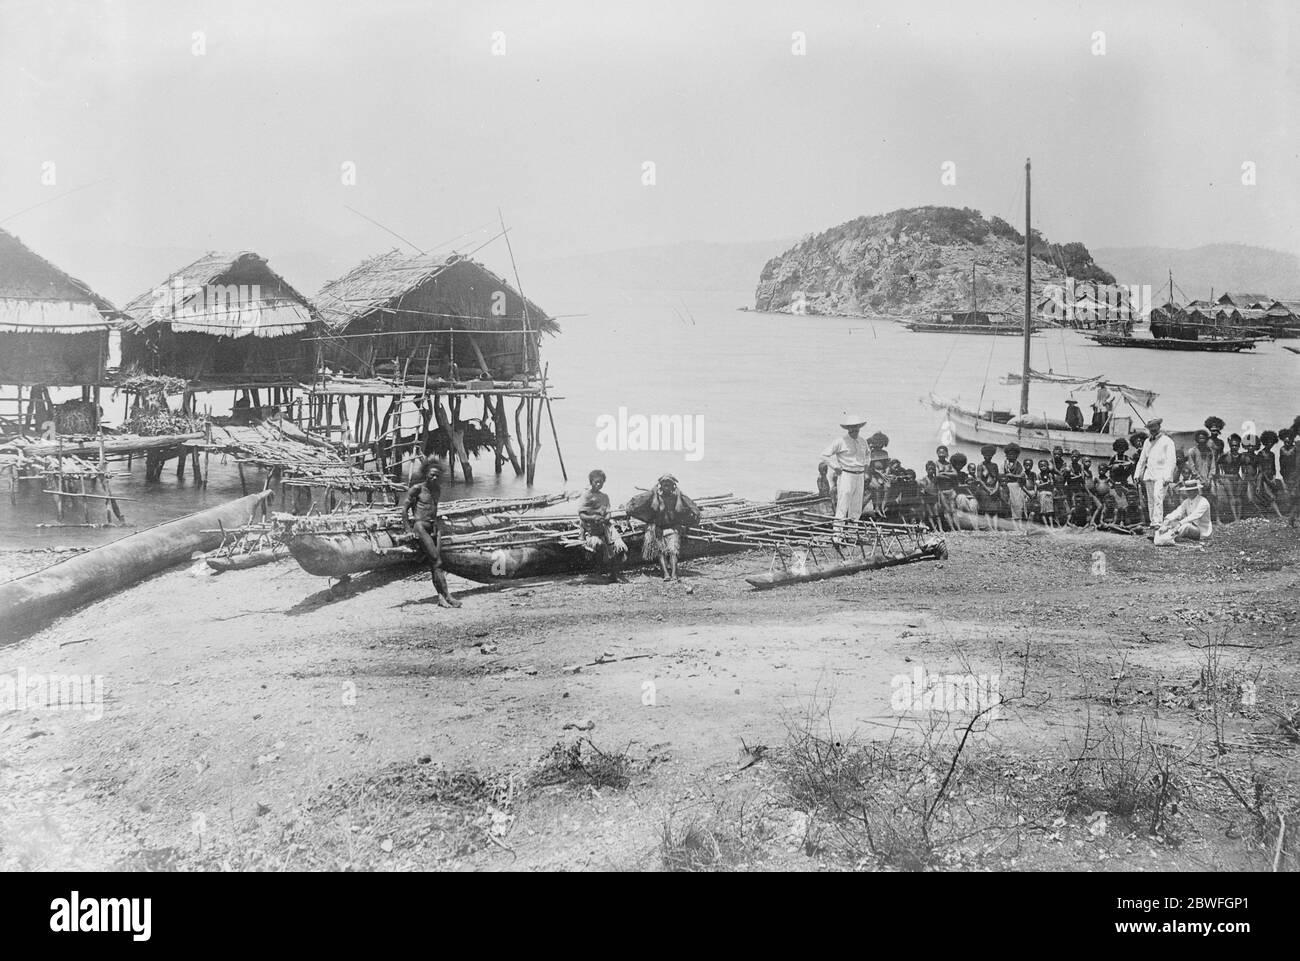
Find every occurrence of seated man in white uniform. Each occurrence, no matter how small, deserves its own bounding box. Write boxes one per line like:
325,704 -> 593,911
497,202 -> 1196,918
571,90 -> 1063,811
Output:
821,413 -> 870,527
1152,478 -> 1213,545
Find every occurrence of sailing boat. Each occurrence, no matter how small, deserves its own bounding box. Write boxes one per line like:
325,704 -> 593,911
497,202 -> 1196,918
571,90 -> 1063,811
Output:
929,159 -> 1195,459
1086,271 -> 1261,352
904,261 -> 1037,335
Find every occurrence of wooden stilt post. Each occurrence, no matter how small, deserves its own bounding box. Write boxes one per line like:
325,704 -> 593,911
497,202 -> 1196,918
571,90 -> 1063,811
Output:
513,398 -> 526,477
525,396 -> 536,485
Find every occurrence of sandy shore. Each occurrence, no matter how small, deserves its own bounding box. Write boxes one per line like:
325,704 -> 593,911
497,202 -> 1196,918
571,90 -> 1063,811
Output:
1,520 -> 1297,871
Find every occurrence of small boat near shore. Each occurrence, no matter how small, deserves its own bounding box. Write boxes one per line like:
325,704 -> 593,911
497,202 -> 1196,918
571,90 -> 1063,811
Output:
931,393 -> 1196,458
904,312 -> 1038,336
930,159 -> 1194,456
1086,331 -> 1260,352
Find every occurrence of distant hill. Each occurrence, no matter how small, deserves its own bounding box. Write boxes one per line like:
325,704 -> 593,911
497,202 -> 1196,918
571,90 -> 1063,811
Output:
755,206 -> 1111,316
521,239 -> 795,295
1094,243 -> 1300,302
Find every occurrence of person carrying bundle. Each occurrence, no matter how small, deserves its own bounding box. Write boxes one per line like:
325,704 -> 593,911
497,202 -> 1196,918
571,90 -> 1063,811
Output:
632,474 -> 701,583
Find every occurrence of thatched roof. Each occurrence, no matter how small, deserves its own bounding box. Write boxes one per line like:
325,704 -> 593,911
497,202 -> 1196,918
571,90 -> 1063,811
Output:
1217,292 -> 1271,308
122,251 -> 315,338
0,227 -> 119,334
314,250 -> 557,334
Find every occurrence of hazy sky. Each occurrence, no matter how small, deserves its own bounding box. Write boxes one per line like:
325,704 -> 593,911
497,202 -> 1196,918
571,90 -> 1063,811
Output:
0,0 -> 1295,301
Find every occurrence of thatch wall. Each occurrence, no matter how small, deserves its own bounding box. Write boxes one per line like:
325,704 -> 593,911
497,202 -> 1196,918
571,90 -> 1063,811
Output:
0,228 -> 118,386
0,330 -> 108,386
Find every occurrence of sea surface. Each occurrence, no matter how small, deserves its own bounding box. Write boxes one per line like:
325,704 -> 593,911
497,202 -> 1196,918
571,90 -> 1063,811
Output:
2,286 -> 1296,551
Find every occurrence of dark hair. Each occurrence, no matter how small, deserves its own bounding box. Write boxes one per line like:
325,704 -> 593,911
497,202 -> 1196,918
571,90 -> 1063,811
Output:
1112,438 -> 1129,453
588,469 -> 606,483
1260,430 -> 1279,448
1229,433 -> 1241,444
1204,415 -> 1225,432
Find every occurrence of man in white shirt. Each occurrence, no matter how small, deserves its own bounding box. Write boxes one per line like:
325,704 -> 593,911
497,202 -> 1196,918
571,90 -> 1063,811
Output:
1153,479 -> 1212,544
1133,416 -> 1177,526
821,413 -> 870,523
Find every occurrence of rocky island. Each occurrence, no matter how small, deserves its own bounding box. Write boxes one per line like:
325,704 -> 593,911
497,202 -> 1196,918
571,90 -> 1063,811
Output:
755,206 -> 1115,317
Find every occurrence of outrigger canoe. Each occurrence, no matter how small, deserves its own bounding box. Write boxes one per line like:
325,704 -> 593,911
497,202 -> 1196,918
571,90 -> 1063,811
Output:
437,495 -> 833,584
285,492 -> 577,578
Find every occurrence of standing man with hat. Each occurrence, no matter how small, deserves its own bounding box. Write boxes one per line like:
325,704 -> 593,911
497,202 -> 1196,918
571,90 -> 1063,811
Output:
822,413 -> 870,527
1152,479 -> 1213,544
1133,417 -> 1177,527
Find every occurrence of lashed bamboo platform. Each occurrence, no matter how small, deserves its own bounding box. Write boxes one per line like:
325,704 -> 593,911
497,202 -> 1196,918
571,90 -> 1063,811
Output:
1,438 -> 129,526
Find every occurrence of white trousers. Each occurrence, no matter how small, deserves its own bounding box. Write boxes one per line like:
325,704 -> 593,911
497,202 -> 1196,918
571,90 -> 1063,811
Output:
1144,479 -> 1167,525
836,471 -> 865,519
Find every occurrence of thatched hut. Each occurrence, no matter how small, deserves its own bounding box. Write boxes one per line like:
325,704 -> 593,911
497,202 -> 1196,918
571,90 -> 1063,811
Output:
0,228 -> 120,434
312,251 -> 560,483
1216,292 -> 1271,310
314,250 -> 556,382
1264,300 -> 1300,339
120,251 -> 317,392
0,228 -> 118,388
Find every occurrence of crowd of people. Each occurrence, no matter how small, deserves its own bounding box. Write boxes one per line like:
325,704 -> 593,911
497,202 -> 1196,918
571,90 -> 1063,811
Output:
820,413 -> 1300,542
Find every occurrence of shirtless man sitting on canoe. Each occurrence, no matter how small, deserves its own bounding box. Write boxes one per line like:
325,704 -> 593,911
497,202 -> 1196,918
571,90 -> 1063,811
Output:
401,460 -> 461,608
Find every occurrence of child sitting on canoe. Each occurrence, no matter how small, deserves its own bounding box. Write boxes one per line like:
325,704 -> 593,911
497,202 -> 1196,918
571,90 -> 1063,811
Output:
577,469 -> 627,583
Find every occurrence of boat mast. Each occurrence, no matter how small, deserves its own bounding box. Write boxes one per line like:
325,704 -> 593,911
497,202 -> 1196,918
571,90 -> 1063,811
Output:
972,260 -> 978,316
1020,158 -> 1032,416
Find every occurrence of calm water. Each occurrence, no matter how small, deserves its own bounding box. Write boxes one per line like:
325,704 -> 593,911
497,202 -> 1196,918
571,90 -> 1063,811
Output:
3,286 -> 1296,550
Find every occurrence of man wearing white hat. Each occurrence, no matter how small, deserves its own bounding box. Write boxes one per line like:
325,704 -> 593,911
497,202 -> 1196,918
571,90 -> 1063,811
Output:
1152,478 -> 1212,545
822,413 -> 870,524
1133,416 -> 1176,527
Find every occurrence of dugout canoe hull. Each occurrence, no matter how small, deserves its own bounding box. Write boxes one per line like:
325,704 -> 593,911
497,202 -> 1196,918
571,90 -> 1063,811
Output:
0,490 -> 272,644
439,532 -> 748,584
745,541 -> 946,590
286,513 -> 520,578
287,529 -> 421,577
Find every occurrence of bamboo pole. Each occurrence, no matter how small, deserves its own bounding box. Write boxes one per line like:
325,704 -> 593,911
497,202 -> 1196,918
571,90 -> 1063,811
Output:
41,489 -> 137,502
545,396 -> 567,482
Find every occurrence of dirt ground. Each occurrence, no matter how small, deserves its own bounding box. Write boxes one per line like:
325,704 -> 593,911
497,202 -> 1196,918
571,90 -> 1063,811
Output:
1,519 -> 1298,872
